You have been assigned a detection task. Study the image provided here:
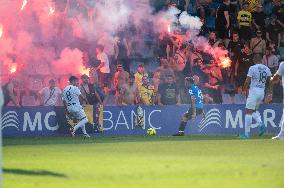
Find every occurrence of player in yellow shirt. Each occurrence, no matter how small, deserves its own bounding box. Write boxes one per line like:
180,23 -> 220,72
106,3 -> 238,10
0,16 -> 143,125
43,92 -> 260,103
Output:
237,2 -> 252,41
137,75 -> 156,105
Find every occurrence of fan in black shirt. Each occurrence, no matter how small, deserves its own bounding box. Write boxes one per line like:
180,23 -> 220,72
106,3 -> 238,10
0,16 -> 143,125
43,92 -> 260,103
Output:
266,16 -> 281,48
252,4 -> 266,32
215,0 -> 230,39
272,0 -> 284,28
235,44 -> 254,91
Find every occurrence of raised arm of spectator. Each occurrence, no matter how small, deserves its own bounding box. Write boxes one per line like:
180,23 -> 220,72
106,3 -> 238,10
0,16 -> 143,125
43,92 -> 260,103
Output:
157,93 -> 163,105
176,93 -> 181,105
277,33 -> 281,48
123,38 -> 131,57
234,60 -> 239,76
224,9 -> 230,29
96,60 -> 105,71
184,0 -> 190,11
63,0 -> 70,14
79,94 -> 89,105
94,89 -> 103,104
266,31 -> 271,42
252,19 -> 260,29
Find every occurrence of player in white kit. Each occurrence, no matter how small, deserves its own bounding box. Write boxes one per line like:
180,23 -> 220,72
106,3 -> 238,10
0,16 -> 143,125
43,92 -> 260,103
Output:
62,76 -> 90,138
240,55 -> 272,139
268,62 -> 284,140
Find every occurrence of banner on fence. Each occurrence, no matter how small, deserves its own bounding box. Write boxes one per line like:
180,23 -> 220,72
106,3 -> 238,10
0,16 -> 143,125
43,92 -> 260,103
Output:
1,104 -> 283,137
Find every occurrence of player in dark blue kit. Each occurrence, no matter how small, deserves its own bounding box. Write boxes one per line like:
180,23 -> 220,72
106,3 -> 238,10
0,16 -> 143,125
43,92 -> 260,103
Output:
173,77 -> 204,136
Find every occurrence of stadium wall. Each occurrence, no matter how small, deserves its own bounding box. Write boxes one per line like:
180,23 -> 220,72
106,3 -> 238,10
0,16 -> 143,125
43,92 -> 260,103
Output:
1,104 -> 283,137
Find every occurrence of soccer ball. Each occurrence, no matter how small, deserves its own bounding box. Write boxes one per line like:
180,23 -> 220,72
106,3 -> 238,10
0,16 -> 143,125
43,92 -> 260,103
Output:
147,128 -> 156,136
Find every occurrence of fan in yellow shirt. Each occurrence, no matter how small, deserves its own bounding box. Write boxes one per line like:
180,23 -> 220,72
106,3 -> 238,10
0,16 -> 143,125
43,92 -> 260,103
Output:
137,75 -> 156,105
237,2 -> 252,41
134,64 -> 148,87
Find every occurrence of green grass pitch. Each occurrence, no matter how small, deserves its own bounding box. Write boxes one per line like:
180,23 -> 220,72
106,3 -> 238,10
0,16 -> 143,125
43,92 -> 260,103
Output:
3,135 -> 284,188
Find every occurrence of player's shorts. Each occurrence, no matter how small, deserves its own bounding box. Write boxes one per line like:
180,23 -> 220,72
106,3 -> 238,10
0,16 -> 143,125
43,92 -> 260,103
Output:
182,108 -> 203,122
245,88 -> 264,110
68,106 -> 88,121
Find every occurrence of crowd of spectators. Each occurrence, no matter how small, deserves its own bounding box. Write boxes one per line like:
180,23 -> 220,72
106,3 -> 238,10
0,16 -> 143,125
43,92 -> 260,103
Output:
2,0 -> 284,107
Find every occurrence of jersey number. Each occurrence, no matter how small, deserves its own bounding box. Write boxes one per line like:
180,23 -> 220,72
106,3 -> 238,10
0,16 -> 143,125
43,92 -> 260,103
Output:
259,71 -> 267,84
66,91 -> 72,101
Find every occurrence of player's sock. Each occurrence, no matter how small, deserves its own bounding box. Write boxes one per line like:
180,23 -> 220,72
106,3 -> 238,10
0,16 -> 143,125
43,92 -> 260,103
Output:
245,114 -> 252,136
81,124 -> 87,135
178,122 -> 187,133
73,118 -> 88,133
252,112 -> 262,125
279,121 -> 284,137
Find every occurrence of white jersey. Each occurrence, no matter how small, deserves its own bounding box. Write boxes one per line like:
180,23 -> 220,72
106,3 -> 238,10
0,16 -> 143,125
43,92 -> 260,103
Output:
247,64 -> 272,90
39,87 -> 62,106
62,85 -> 82,109
276,61 -> 284,92
97,52 -> 110,74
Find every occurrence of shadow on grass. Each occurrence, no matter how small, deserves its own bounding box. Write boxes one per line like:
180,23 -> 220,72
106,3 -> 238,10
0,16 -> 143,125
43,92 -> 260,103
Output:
3,135 -> 273,146
3,168 -> 67,178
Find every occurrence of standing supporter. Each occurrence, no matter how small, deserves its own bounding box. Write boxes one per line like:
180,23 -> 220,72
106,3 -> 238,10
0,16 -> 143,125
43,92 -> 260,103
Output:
235,43 -> 254,93
97,33 -> 117,74
156,32 -> 172,60
266,15 -> 281,49
191,58 -> 208,87
117,76 -> 138,105
229,0 -> 239,28
137,75 -> 156,105
262,47 -> 279,74
215,0 -> 231,42
113,64 -> 129,91
237,2 -> 252,41
272,0 -> 284,29
157,75 -> 181,105
95,45 -> 110,88
252,4 -> 266,33
203,63 -> 223,104
250,30 -> 266,57
80,74 -> 103,106
228,32 -> 244,80
196,0 -> 213,19
159,58 -> 175,84
2,78 -> 20,107
115,32 -> 131,72
134,64 -> 148,88
39,79 -> 62,106
170,0 -> 190,12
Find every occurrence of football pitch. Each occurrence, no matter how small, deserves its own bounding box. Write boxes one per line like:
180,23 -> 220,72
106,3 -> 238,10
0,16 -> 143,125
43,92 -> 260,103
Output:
3,135 -> 284,188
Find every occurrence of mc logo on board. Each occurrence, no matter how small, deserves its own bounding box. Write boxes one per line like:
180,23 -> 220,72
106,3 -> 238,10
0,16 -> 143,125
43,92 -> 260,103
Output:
1,110 -> 59,132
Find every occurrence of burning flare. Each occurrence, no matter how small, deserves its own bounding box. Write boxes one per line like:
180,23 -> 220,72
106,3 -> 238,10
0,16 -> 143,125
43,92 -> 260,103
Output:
218,56 -> 231,68
167,24 -> 171,33
48,4 -> 55,15
20,0 -> 28,11
79,67 -> 90,77
0,24 -> 3,38
10,64 -> 17,73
